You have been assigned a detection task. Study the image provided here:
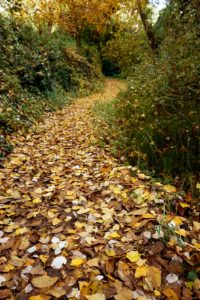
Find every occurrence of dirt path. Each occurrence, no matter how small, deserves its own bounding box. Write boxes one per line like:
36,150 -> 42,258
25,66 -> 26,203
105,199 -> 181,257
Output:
0,79 -> 198,299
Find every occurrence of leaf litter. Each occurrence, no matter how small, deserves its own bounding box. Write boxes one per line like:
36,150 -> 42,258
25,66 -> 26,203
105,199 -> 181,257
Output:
0,79 -> 199,299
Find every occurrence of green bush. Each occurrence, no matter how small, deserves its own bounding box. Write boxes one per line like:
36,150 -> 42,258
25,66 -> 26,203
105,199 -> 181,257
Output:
96,0 -> 200,187
0,15 -> 102,156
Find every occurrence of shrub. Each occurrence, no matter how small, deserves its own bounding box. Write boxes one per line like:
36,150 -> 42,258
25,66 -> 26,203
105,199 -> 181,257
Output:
96,0 -> 200,187
0,15 -> 102,157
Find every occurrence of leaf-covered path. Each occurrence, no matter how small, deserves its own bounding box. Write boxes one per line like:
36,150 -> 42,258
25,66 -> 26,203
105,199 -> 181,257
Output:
0,79 -> 199,300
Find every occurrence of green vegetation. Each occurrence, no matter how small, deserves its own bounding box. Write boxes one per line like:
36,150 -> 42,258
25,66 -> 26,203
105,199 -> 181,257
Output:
0,15 -> 102,158
95,0 -> 200,189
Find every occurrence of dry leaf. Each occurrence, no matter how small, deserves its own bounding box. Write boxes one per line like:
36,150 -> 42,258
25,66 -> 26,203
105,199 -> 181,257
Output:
47,286 -> 66,298
126,251 -> 141,262
31,275 -> 58,288
144,266 -> 161,290
163,288 -> 179,300
29,296 -> 51,300
166,273 -> 179,284
135,266 -> 148,278
15,227 -> 28,235
105,249 -> 116,257
71,258 -> 85,267
86,293 -> 106,300
52,218 -> 62,226
51,256 -> 67,269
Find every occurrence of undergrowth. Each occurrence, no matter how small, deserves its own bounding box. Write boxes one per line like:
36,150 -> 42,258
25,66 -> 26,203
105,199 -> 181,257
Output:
94,1 -> 200,191
0,15 -> 102,158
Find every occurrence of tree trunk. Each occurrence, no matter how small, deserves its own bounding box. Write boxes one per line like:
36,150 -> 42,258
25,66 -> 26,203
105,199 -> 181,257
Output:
75,33 -> 82,48
136,0 -> 158,53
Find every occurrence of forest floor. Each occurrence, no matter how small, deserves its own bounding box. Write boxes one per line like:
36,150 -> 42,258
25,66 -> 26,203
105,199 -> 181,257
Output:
0,79 -> 199,300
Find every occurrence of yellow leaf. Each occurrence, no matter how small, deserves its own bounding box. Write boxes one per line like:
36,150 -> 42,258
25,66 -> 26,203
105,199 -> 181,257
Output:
86,293 -> 106,300
126,251 -> 141,262
196,182 -> 200,189
31,275 -> 58,288
29,295 -> 51,300
77,208 -> 90,214
34,187 -> 43,194
114,287 -> 133,300
145,266 -> 161,290
47,286 -> 66,298
109,231 -> 120,239
175,229 -> 188,237
193,242 -> 200,249
15,227 -> 28,235
163,185 -> 176,193
67,229 -> 76,234
71,258 -> 86,267
105,249 -> 116,257
52,218 -> 62,226
7,190 -> 20,199
172,216 -> 183,226
154,290 -> 161,296
180,203 -> 190,208
143,213 -> 155,219
136,258 -> 147,266
33,198 -> 42,204
163,288 -> 179,300
193,221 -> 200,231
75,222 -> 85,229
135,266 -> 148,278
185,282 -> 194,290
3,264 -> 15,272
168,238 -> 177,247
39,254 -> 49,264
132,222 -> 142,228
72,206 -> 81,211
48,211 -> 55,218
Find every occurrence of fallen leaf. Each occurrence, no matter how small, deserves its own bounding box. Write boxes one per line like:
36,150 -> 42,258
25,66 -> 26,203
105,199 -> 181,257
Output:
52,218 -> 62,226
105,249 -> 116,257
39,254 -> 49,264
87,258 -> 99,267
135,266 -> 148,278
32,198 -> 42,204
29,296 -> 51,300
163,288 -> 179,300
31,275 -> 58,288
114,287 -> 133,300
51,256 -> 67,269
144,266 -> 161,290
126,251 -> 141,262
163,185 -> 176,193
71,258 -> 86,267
15,227 -> 28,235
3,264 -> 15,272
175,229 -> 188,237
0,275 -> 6,286
86,293 -> 106,300
47,286 -> 66,298
166,273 -> 179,284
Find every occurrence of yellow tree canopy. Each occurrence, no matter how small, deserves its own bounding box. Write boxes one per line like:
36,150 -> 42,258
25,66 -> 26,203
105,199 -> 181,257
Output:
18,0 -> 121,46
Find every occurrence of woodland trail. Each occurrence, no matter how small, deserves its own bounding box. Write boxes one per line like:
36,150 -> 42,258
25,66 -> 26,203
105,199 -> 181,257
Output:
0,79 -> 199,300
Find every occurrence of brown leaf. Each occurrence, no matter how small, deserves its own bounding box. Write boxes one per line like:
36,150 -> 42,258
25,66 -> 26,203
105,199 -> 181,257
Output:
144,266 -> 161,291
31,275 -> 58,289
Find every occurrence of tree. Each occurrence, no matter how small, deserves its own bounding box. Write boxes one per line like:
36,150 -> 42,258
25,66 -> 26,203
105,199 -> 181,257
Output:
136,0 -> 158,52
18,0 -> 120,47
58,0 -> 121,47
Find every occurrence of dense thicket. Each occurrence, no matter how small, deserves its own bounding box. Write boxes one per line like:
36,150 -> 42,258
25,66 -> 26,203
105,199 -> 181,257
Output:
96,0 -> 200,187
0,15 -> 102,158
